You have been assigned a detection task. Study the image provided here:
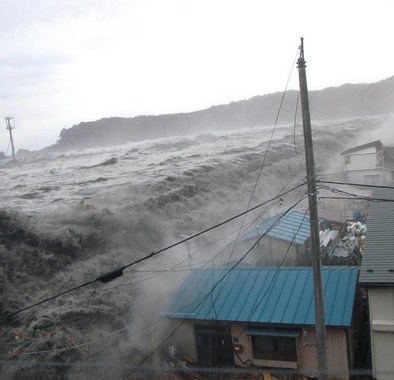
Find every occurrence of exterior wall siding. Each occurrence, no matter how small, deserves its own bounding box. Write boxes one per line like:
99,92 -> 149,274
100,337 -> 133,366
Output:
299,327 -> 350,380
240,239 -> 305,267
231,325 -> 350,380
266,239 -> 303,266
171,320 -> 198,362
368,288 -> 394,380
369,288 -> 394,320
172,322 -> 351,379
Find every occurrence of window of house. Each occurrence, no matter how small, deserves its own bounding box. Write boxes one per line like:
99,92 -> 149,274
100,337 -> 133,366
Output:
247,329 -> 298,362
345,155 -> 351,165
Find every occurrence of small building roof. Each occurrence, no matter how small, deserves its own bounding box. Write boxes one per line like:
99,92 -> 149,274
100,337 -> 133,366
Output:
359,187 -> 394,286
239,210 -> 311,246
162,266 -> 359,327
341,140 -> 382,156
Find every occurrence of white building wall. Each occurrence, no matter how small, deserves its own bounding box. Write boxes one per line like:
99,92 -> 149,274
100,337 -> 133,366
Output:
346,153 -> 377,171
368,288 -> 394,380
346,170 -> 384,185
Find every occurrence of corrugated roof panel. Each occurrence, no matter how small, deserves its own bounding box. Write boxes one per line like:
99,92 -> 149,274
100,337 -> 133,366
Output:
162,266 -> 359,327
214,269 -> 243,319
251,271 -> 281,323
286,269 -> 312,324
323,269 -> 339,325
359,187 -> 394,285
269,270 -> 295,323
267,211 -> 311,245
238,211 -> 311,246
238,269 -> 273,322
233,269 -> 264,321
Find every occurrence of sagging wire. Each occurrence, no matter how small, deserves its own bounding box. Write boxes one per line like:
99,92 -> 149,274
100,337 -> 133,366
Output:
317,179 -> 394,190
318,183 -> 394,203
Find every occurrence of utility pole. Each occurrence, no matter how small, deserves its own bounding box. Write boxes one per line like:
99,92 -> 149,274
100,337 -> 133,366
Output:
5,117 -> 16,161
297,38 -> 329,380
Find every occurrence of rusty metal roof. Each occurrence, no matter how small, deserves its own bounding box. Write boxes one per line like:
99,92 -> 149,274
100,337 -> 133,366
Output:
162,266 -> 359,327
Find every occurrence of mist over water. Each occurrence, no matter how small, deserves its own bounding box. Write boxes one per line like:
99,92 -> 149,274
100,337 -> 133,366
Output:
0,116 -> 387,378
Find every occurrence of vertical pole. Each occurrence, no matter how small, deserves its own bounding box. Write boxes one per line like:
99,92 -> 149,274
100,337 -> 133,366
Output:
5,117 -> 16,161
297,38 -> 329,379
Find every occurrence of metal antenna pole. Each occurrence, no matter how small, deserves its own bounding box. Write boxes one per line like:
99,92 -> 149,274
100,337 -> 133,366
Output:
5,117 -> 16,161
297,37 -> 329,379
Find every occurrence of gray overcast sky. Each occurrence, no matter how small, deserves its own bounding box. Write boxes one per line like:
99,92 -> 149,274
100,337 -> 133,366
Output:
1,0 -> 394,151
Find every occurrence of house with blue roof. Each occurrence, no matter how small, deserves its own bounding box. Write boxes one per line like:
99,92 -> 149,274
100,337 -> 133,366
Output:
236,210 -> 332,267
162,266 -> 361,380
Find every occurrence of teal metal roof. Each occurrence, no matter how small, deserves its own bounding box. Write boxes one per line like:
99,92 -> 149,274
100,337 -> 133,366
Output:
162,266 -> 359,327
239,210 -> 311,246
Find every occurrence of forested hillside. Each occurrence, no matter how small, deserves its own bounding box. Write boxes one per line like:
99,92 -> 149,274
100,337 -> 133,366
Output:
49,76 -> 394,151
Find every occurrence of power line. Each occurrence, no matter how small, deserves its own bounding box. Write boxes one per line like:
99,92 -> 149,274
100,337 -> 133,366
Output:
318,184 -> 394,203
317,179 -> 394,189
1,279 -> 98,322
320,196 -> 394,202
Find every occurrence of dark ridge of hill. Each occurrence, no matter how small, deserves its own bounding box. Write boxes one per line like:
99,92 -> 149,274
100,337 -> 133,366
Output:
49,76 -> 394,151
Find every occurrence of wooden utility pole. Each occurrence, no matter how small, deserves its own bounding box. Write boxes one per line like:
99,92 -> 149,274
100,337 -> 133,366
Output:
5,117 -> 16,161
297,38 -> 329,379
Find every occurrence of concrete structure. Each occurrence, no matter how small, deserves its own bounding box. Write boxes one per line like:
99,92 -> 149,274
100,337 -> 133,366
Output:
163,266 -> 361,379
360,187 -> 394,380
341,140 -> 394,185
